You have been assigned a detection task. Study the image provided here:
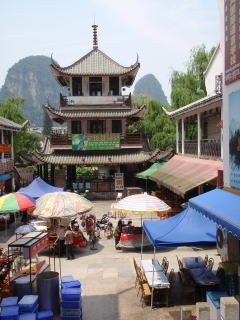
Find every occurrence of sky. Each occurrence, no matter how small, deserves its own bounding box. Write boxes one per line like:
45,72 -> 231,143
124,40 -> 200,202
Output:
1,0 -> 219,103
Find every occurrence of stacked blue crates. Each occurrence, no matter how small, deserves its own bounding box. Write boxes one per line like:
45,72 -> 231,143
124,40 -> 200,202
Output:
18,295 -> 38,320
0,297 -> 19,320
60,276 -> 82,320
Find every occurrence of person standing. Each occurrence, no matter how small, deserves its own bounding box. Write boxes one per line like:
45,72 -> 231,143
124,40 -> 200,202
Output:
64,226 -> 75,260
56,225 -> 65,257
114,220 -> 123,250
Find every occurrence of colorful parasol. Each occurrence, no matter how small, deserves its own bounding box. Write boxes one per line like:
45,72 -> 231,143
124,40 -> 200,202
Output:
113,194 -> 170,215
33,191 -> 93,219
0,193 -> 36,212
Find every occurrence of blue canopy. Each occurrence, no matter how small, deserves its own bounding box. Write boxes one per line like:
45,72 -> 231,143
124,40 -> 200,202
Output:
18,177 -> 63,199
189,188 -> 240,239
143,207 -> 216,247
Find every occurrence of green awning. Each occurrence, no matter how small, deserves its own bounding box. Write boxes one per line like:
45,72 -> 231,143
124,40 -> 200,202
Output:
135,162 -> 165,180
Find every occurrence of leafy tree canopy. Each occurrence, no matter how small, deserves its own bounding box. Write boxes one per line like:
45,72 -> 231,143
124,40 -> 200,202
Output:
0,97 -> 41,162
170,45 -> 215,109
130,97 -> 175,150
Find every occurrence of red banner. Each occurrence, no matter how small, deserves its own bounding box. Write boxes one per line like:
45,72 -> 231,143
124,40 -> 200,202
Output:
225,0 -> 240,84
0,144 -> 11,153
30,236 -> 49,257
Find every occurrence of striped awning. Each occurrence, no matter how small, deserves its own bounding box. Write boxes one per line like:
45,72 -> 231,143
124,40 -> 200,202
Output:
150,155 -> 223,198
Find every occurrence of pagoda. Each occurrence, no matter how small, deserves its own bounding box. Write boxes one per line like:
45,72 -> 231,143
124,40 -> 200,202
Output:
27,26 -> 168,195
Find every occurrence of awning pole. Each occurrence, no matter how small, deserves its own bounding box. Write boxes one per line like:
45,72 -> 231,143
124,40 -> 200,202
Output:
151,246 -> 156,310
141,215 -> 144,261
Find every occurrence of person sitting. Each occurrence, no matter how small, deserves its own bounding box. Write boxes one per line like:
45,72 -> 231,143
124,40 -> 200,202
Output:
123,220 -> 134,233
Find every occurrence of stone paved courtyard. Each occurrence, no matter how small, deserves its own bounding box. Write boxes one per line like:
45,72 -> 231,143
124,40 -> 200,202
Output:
0,200 -> 221,320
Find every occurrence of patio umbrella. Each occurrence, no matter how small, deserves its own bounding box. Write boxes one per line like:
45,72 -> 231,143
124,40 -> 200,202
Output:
0,193 -> 36,234
15,224 -> 37,234
0,193 -> 36,212
113,194 -> 170,259
33,191 -> 93,219
113,194 -> 170,215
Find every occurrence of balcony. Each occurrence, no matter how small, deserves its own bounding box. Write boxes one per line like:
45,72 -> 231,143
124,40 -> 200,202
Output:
49,131 -> 142,148
177,139 -> 221,159
60,93 -> 131,107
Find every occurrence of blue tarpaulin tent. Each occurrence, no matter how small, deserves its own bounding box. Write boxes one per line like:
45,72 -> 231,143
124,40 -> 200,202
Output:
143,207 -> 216,247
18,177 -> 63,199
189,188 -> 240,239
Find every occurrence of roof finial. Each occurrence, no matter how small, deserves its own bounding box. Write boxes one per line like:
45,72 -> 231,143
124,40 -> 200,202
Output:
92,24 -> 98,49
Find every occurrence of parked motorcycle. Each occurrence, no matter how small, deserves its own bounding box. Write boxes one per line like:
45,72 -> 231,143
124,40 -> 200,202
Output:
96,214 -> 109,231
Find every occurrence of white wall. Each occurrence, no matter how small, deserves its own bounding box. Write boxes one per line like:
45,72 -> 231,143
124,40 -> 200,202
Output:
205,46 -> 223,95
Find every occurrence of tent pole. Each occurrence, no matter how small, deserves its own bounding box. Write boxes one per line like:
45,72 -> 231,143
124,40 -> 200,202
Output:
151,246 -> 156,310
145,179 -> 148,193
140,215 -> 144,261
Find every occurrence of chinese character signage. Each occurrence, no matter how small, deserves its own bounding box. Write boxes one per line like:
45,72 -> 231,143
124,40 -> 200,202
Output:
225,0 -> 240,85
115,173 -> 124,191
72,134 -> 120,150
229,91 -> 240,189
55,169 -> 66,188
0,144 -> 11,153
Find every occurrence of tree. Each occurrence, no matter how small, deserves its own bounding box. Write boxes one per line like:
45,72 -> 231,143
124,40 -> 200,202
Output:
170,45 -> 216,109
42,110 -> 53,137
131,97 -> 175,150
0,97 -> 41,161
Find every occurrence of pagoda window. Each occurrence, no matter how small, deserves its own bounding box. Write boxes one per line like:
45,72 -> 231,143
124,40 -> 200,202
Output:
87,120 -> 106,133
72,77 -> 82,96
71,120 -> 82,134
89,77 -> 102,96
112,120 -> 122,133
109,77 -> 119,95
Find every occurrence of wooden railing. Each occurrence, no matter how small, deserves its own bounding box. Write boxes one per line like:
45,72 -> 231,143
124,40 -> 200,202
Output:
177,139 -> 221,158
49,131 -> 142,147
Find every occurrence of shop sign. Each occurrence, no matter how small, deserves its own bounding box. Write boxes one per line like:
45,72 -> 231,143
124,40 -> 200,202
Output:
115,173 -> 124,191
23,235 -> 49,259
0,144 -> 11,153
72,134 -> 120,150
229,90 -> 240,189
225,0 -> 240,84
55,169 -> 66,188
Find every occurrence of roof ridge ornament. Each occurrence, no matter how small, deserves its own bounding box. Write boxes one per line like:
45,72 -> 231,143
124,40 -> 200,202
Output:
92,24 -> 98,49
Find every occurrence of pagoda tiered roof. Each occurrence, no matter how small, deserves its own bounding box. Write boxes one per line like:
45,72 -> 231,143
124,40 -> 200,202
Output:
45,104 -> 146,121
31,149 -> 161,166
50,48 -> 140,87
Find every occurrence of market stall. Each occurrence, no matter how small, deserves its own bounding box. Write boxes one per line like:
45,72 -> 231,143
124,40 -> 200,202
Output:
8,231 -> 50,297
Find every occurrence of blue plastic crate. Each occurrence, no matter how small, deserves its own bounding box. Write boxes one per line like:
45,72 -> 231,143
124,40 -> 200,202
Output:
0,305 -> 19,320
61,308 -> 82,317
18,296 -> 38,313
61,276 -> 74,283
0,297 -> 18,307
61,289 -> 81,301
19,313 -> 36,320
37,311 -> 53,320
61,281 -> 81,289
61,300 -> 82,310
60,316 -> 82,320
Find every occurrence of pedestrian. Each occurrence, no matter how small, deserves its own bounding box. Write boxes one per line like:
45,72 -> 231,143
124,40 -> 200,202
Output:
64,226 -> 76,260
114,219 -> 123,250
56,225 -> 65,257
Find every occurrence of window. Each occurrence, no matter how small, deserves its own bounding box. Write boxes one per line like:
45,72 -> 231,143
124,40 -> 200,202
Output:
71,121 -> 82,134
203,121 -> 208,139
112,120 -> 122,133
72,77 -> 82,96
109,77 -> 119,95
87,120 -> 106,133
89,77 -> 102,96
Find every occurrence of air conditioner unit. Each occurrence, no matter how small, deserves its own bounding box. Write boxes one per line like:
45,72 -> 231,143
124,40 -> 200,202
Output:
216,227 -> 240,262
